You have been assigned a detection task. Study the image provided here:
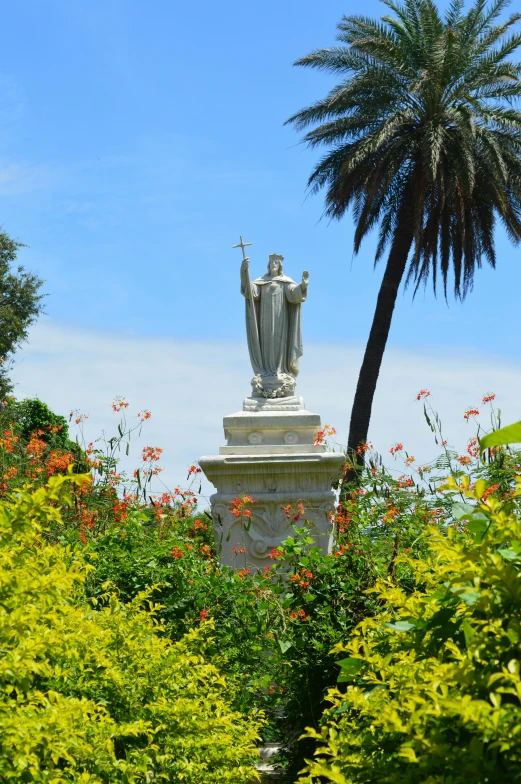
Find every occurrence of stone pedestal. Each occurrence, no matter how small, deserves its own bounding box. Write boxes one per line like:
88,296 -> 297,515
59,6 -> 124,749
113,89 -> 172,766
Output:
199,397 -> 345,570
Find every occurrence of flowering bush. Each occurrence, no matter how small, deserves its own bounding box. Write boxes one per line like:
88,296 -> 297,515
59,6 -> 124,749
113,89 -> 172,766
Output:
0,472 -> 263,782
3,391 -> 521,780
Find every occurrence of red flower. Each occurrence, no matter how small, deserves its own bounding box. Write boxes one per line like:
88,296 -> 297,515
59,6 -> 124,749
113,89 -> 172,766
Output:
482,483 -> 499,500
111,398 -> 129,412
314,424 -> 336,445
142,445 -> 163,461
389,442 -> 404,455
467,437 -> 479,458
416,389 -> 431,401
171,547 -> 184,559
463,408 -> 480,420
482,393 -> 496,404
356,441 -> 373,455
199,609 -> 208,619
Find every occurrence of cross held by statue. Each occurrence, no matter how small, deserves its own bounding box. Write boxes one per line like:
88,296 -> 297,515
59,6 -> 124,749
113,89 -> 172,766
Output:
232,236 -> 252,260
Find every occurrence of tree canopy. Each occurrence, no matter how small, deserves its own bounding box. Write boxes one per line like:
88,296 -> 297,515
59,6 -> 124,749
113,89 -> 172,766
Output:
286,0 -> 521,456
0,230 -> 44,399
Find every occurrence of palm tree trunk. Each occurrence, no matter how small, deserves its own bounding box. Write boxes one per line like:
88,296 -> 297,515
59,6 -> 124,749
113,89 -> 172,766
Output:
347,224 -> 415,460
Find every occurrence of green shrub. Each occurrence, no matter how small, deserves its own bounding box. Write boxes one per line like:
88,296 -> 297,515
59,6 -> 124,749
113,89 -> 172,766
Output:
0,471 -> 262,782
2,397 -> 73,447
299,475 -> 521,783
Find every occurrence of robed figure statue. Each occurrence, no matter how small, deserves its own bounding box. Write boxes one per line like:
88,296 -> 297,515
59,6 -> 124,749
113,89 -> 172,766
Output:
240,253 -> 309,398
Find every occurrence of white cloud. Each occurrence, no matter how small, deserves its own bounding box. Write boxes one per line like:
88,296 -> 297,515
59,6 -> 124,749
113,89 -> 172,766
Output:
0,160 -> 58,196
11,319 -> 521,506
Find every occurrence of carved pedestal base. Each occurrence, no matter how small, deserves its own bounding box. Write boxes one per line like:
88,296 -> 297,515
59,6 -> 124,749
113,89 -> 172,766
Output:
199,404 -> 345,571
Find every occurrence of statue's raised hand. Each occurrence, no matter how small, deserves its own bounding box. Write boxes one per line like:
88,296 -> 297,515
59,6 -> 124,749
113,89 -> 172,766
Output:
302,270 -> 309,288
241,257 -> 250,272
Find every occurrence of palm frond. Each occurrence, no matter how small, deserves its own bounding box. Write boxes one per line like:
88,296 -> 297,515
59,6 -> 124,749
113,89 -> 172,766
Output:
286,0 -> 521,300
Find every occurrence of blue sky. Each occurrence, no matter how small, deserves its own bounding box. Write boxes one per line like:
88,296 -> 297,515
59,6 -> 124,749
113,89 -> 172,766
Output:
1,0 -> 519,355
2,0 -> 521,494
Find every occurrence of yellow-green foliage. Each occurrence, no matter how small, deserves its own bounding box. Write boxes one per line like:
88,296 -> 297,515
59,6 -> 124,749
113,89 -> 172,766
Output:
0,471 -> 262,782
300,476 -> 521,783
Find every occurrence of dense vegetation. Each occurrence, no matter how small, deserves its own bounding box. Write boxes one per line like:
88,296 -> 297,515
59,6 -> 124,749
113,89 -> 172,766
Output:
301,471 -> 521,782
1,390 -> 520,782
0,473 -> 262,783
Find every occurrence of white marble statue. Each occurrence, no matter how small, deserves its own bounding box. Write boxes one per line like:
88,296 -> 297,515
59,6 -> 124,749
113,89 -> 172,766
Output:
239,247 -> 309,398
198,238 -> 344,571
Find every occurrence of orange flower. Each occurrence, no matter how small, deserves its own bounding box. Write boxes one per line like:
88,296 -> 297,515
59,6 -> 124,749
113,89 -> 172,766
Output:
458,455 -> 472,465
383,505 -> 400,524
482,393 -> 496,404
171,547 -> 184,559
230,495 -> 255,519
112,499 -> 129,523
416,389 -> 431,400
46,450 -> 74,476
199,609 -> 208,619
142,445 -> 163,462
482,483 -> 499,500
111,398 -> 129,412
464,408 -> 480,420
314,423 -> 336,446
389,442 -> 403,455
356,441 -> 373,455
467,437 -> 479,458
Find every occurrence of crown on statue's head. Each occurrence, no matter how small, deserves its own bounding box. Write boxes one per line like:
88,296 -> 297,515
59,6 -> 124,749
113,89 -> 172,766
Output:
268,253 -> 284,263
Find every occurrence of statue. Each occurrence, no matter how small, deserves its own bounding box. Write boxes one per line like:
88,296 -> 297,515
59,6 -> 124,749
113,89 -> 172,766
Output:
234,238 -> 309,398
198,237 -> 344,571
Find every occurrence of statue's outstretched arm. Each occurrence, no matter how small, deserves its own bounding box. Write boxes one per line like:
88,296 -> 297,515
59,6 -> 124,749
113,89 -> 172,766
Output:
240,257 -> 259,299
286,270 -> 309,303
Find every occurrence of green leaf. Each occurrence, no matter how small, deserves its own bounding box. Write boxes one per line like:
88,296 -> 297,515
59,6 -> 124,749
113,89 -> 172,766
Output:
459,590 -> 481,606
498,548 -> 520,561
337,657 -> 367,683
480,421 -> 521,453
386,620 -> 416,632
461,619 -> 475,648
468,516 -> 489,541
452,502 -> 476,520
337,656 -> 365,676
278,639 -> 292,654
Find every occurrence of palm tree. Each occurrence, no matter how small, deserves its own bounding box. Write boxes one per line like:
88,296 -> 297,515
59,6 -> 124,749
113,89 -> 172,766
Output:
286,0 -> 521,461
